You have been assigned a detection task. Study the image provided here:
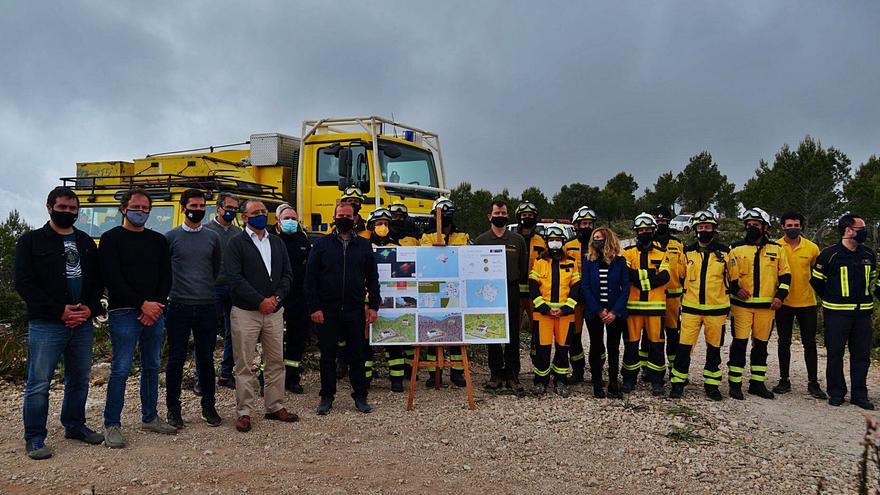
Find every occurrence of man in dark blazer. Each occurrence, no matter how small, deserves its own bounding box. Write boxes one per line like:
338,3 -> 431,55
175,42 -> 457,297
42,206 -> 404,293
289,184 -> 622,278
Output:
225,199 -> 296,432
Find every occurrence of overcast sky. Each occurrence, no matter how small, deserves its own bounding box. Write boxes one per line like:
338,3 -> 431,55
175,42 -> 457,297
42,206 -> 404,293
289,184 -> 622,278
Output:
2,1 -> 878,224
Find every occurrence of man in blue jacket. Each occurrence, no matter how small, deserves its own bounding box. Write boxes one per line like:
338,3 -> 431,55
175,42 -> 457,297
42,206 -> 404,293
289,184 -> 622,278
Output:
305,202 -> 381,415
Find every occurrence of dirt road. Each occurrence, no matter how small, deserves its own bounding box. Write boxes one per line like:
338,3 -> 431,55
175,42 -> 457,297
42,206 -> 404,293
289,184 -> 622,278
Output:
0,333 -> 876,494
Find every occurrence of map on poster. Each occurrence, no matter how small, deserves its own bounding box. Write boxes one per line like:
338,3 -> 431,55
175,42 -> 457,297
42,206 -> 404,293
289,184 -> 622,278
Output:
369,246 -> 509,345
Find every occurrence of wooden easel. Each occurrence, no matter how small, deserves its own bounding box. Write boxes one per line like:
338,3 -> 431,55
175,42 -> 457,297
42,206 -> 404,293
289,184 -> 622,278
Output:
405,205 -> 476,411
407,344 -> 475,410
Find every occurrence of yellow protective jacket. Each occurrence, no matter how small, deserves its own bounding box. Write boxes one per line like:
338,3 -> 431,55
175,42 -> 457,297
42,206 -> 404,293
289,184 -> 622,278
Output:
681,241 -> 731,315
657,236 -> 685,297
529,254 -> 581,314
563,238 -> 584,273
419,228 -> 470,246
622,244 -> 670,315
396,235 -> 419,246
776,236 -> 819,308
728,238 -> 791,308
519,231 -> 546,295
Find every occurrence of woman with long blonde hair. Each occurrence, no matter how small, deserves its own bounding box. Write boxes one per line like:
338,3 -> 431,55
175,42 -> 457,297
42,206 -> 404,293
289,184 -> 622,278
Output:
581,227 -> 629,398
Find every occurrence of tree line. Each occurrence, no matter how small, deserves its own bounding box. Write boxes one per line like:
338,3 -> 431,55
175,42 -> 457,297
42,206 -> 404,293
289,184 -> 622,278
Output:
450,136 -> 880,241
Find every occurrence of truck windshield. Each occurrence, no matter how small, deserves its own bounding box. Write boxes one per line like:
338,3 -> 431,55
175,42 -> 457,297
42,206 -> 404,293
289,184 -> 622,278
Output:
378,142 -> 438,197
76,205 -> 175,238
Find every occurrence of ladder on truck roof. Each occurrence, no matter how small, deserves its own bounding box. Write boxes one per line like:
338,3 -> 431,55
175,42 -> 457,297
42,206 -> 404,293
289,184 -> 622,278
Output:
60,172 -> 285,203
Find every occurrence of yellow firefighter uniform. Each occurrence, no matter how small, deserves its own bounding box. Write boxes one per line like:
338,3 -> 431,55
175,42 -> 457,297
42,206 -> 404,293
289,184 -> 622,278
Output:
622,244 -> 670,383
529,254 -> 581,384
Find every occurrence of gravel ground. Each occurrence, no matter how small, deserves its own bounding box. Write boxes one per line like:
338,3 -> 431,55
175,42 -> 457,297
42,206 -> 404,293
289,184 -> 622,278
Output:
0,331 -> 876,495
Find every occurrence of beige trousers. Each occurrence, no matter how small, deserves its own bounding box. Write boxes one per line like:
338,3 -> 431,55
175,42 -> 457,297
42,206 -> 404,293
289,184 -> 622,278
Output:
231,307 -> 285,417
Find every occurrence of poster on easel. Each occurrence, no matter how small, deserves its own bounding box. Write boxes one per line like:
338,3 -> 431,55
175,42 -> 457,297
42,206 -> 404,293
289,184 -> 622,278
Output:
369,246 -> 510,346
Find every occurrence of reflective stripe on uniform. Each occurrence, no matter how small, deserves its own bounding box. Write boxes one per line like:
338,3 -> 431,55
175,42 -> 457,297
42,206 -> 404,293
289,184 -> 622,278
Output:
822,301 -> 874,311
623,361 -> 642,371
703,368 -> 722,386
840,266 -> 850,297
534,366 -> 551,377
811,269 -> 827,280
551,364 -> 570,375
644,361 -> 666,372
639,269 -> 651,291
387,358 -> 406,367
389,369 -> 405,377
627,301 -> 666,310
865,266 -> 872,296
570,352 -> 585,362
670,368 -> 689,383
283,359 -> 300,368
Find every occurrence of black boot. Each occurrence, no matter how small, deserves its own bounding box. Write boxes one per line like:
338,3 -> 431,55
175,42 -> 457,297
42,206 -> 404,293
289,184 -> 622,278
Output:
390,377 -> 404,393
808,381 -> 828,400
621,378 -> 635,394
592,381 -> 606,398
651,381 -> 666,397
354,396 -> 372,413
669,382 -> 684,399
285,369 -> 304,394
748,381 -> 775,399
426,371 -> 441,388
729,382 -> 744,400
570,366 -> 585,384
772,378 -> 791,394
450,370 -> 466,388
607,380 -> 622,399
704,384 -> 722,401
484,373 -> 504,391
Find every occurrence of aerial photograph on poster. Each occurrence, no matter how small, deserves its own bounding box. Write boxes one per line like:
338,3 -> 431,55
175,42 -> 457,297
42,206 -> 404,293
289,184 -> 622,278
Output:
371,312 -> 417,345
463,313 -> 508,342
417,312 -> 463,343
418,280 -> 461,308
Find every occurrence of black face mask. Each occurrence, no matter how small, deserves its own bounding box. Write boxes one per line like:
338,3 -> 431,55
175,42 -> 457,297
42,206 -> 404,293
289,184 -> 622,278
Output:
490,216 -> 508,228
577,227 -> 593,240
636,232 -> 654,247
335,217 -> 355,233
591,240 -> 605,252
696,230 -> 716,244
854,229 -> 868,244
745,225 -> 762,243
520,217 -> 537,228
185,208 -> 206,223
50,210 -> 77,229
655,223 -> 670,239
784,228 -> 801,240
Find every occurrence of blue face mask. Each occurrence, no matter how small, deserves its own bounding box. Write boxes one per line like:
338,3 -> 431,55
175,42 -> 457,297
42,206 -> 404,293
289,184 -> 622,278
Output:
221,209 -> 236,223
280,219 -> 298,234
124,209 -> 149,228
247,214 -> 268,230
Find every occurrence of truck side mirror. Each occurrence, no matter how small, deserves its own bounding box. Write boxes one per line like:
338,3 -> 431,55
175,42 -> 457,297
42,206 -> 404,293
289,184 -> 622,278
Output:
380,144 -> 402,159
337,147 -> 352,190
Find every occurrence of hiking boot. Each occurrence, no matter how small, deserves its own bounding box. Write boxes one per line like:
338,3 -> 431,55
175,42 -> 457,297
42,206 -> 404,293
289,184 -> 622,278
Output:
507,375 -> 525,394
772,378 -> 791,394
651,382 -> 666,397
728,382 -> 744,400
593,382 -> 606,398
355,397 -> 373,413
26,438 -> 52,460
704,384 -> 722,401
607,380 -> 623,399
450,370 -> 466,388
104,426 -> 126,449
555,382 -> 570,398
748,381 -> 775,400
669,382 -> 685,399
201,406 -> 222,427
484,374 -> 504,391
64,426 -> 104,445
141,417 -> 178,435
317,397 -> 334,416
217,376 -> 235,389
391,377 -> 405,393
166,410 -> 184,430
808,381 -> 828,400
425,371 -> 441,388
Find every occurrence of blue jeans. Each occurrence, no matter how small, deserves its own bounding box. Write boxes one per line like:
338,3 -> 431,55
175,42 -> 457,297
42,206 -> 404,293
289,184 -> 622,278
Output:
103,309 -> 164,427
216,286 -> 234,380
165,302 -> 217,412
22,320 -> 93,442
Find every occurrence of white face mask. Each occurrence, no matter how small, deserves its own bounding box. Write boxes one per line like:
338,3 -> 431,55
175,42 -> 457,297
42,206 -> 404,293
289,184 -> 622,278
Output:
548,240 -> 563,250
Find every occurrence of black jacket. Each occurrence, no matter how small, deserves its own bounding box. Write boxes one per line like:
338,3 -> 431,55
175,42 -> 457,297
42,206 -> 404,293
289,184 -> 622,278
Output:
274,230 -> 311,309
225,229 -> 293,311
14,223 -> 103,321
304,230 -> 380,313
811,242 -> 878,314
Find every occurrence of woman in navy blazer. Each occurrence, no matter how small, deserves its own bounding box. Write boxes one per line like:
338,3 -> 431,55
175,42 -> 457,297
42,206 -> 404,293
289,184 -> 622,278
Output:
581,227 -> 629,399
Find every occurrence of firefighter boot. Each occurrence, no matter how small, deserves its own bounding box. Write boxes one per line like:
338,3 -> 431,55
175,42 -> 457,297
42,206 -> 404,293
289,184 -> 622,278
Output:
425,370 -> 442,388
390,377 -> 404,393
450,369 -> 466,388
607,380 -> 623,399
669,382 -> 684,399
728,382 -> 744,400
285,368 -> 304,394
592,380 -> 606,399
748,381 -> 775,400
704,384 -> 722,401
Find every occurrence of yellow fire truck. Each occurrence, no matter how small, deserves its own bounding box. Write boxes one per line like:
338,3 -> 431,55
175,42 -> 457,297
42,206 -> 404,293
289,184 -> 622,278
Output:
63,116 -> 450,239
